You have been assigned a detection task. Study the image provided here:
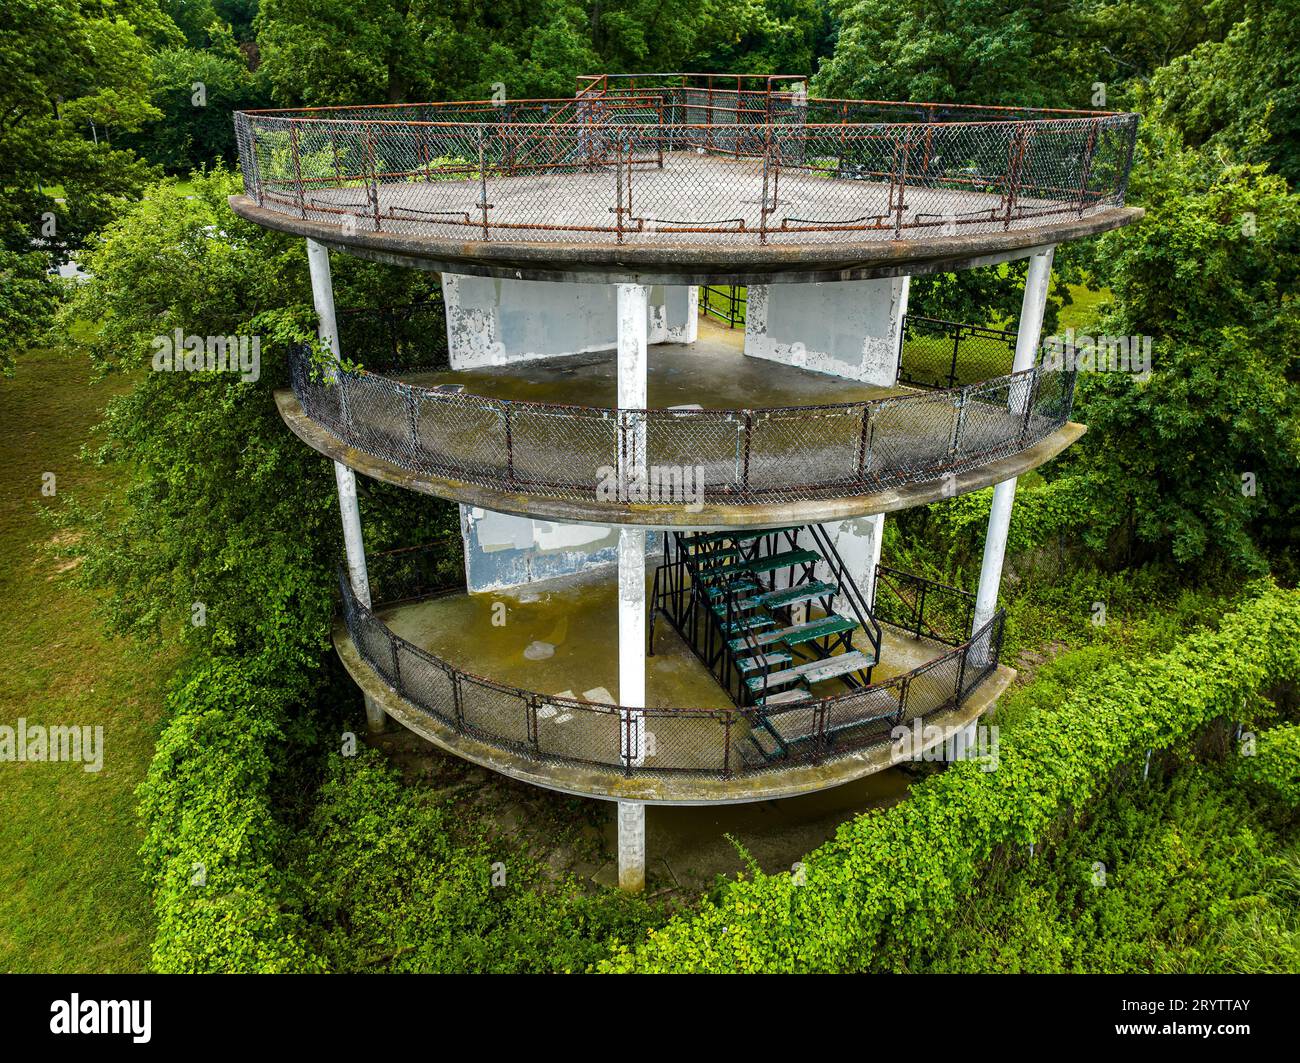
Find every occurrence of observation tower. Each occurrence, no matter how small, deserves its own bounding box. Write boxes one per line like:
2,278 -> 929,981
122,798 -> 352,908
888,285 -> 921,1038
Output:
230,73 -> 1140,890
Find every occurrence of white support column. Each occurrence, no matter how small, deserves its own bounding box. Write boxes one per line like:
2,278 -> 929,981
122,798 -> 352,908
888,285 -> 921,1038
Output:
334,462 -> 372,610
972,247 -> 1055,634
617,800 -> 646,893
616,282 -> 649,892
617,283 -> 649,494
308,238 -> 384,732
307,238 -> 340,362
618,527 -> 647,760
972,476 -> 1016,633
682,285 -> 699,343
743,276 -> 909,385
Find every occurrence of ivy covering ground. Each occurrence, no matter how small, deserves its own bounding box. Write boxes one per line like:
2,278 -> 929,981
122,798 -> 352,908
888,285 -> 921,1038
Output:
599,586 -> 1300,972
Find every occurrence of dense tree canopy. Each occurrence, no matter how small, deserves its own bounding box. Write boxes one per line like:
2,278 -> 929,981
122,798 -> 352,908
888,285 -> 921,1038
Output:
1071,131 -> 1300,573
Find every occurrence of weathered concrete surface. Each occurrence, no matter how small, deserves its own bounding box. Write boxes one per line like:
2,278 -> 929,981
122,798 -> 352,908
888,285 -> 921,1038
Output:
230,193 -> 1142,286
820,513 -> 885,615
404,329 -> 904,407
442,274 -> 695,367
744,277 -> 908,385
460,505 -> 628,593
275,385 -> 1085,527
334,621 -> 1015,803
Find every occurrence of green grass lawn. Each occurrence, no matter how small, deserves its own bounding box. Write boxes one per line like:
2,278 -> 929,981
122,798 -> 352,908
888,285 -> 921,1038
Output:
1056,283 -> 1110,333
0,346 -> 179,972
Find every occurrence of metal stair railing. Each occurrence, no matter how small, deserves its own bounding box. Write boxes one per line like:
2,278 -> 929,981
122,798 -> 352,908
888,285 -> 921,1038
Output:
805,524 -> 884,674
872,564 -> 975,646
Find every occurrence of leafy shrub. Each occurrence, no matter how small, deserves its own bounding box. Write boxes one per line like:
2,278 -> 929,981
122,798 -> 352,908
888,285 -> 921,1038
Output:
137,655 -> 326,973
909,760 -> 1292,972
293,750 -> 662,973
1237,723 -> 1300,807
600,586 -> 1300,972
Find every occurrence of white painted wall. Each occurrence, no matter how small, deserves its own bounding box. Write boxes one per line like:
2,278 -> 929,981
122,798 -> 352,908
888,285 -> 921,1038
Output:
442,274 -> 696,368
459,506 -> 616,592
818,513 -> 885,617
743,276 -> 909,387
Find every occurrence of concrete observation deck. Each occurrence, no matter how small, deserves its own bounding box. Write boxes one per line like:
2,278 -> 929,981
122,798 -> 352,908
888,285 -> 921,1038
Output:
231,84 -> 1141,285
276,322 -> 1085,527
333,564 -> 1015,803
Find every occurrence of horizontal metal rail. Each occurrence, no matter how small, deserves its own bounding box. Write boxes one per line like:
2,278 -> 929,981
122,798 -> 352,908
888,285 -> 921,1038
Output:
234,78 -> 1138,248
872,565 -> 976,646
700,284 -> 746,327
898,314 -> 1024,389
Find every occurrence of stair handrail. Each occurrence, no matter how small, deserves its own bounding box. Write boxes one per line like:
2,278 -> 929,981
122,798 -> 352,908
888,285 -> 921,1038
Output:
805,524 -> 885,666
873,564 -> 974,645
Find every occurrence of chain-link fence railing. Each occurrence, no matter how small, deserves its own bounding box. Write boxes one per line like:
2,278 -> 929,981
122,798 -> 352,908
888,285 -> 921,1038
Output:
701,284 -> 747,327
235,78 -> 1137,249
290,341 -> 1077,506
367,539 -> 465,607
339,565 -> 1006,780
338,299 -> 449,373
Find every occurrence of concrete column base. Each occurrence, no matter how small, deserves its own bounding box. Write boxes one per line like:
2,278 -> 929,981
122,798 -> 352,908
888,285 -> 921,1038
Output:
363,694 -> 387,733
442,275 -> 696,367
617,800 -> 646,892
743,276 -> 909,385
819,512 -> 885,615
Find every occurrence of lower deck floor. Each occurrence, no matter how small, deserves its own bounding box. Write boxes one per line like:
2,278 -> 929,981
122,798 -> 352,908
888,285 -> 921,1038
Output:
339,562 -> 1013,802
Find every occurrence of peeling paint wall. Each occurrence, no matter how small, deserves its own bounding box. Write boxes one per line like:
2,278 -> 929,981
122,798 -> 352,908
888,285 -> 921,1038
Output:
459,504 -> 661,593
443,274 -> 696,368
817,514 -> 885,616
743,277 -> 909,387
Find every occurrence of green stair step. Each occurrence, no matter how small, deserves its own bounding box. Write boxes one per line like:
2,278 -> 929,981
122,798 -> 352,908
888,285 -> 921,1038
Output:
697,548 -> 821,580
742,726 -> 785,764
736,650 -> 793,674
738,581 -> 838,611
722,614 -> 778,636
687,527 -> 801,548
761,705 -> 820,747
690,544 -> 742,564
755,687 -> 812,708
745,650 -> 875,693
703,579 -> 758,599
778,615 -> 859,648
727,615 -> 857,654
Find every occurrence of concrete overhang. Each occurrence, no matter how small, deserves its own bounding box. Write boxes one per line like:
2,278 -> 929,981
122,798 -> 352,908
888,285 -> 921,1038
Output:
275,386 -> 1085,528
231,194 -> 1142,286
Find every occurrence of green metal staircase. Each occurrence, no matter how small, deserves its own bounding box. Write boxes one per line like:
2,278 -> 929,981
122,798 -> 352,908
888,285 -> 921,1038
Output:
650,525 -> 884,763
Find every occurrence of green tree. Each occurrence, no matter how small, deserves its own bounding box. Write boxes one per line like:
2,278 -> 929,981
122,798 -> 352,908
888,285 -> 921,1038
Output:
120,23 -> 271,173
1149,2 -> 1300,187
0,251 -> 63,373
814,0 -> 1242,111
1,0 -> 181,254
1071,126 -> 1300,573
55,169 -> 445,658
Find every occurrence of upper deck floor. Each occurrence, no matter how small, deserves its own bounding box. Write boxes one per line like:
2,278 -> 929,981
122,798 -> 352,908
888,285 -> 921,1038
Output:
230,73 -> 1141,284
